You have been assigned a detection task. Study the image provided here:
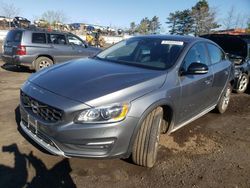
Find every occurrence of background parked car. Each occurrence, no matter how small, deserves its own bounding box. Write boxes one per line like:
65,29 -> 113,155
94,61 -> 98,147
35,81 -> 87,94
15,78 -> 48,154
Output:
12,17 -> 31,28
69,23 -> 81,30
2,28 -> 101,71
201,34 -> 250,93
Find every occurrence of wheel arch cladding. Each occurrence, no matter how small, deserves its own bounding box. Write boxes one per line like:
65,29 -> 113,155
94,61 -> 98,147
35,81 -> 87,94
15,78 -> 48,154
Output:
36,55 -> 54,63
125,99 -> 174,157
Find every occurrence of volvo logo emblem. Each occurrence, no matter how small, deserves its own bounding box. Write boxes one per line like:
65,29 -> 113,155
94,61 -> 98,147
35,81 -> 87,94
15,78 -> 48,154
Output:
30,100 -> 39,114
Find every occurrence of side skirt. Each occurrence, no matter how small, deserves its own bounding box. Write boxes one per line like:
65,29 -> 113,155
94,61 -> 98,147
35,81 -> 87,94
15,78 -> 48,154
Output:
169,105 -> 216,134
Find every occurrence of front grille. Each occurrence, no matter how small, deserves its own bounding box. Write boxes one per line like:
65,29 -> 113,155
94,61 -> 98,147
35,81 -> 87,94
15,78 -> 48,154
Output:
21,91 -> 63,123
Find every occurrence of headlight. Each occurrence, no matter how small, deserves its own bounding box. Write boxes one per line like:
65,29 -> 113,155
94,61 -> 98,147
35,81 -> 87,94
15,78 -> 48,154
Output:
75,103 -> 129,123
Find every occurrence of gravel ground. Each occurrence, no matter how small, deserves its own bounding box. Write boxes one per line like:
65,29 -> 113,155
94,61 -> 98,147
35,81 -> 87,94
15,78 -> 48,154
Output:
0,61 -> 250,188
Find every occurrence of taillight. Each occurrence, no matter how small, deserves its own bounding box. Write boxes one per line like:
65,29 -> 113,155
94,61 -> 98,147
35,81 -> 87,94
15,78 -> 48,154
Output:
16,45 -> 26,55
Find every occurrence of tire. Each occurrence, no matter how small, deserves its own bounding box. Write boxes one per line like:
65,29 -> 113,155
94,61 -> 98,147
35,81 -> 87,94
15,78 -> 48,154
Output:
132,107 -> 163,168
35,57 -> 53,72
215,84 -> 232,114
160,119 -> 169,134
236,73 -> 249,94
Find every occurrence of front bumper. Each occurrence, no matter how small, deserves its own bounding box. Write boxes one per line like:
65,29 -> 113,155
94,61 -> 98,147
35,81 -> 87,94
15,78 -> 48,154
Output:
19,105 -> 138,159
20,120 -> 66,157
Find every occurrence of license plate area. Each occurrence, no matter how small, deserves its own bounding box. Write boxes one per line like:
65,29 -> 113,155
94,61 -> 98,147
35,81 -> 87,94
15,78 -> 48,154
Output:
4,46 -> 12,53
27,114 -> 38,134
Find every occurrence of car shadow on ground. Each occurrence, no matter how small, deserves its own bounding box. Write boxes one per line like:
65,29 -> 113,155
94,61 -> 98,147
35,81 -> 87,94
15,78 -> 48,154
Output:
246,85 -> 250,95
0,106 -> 77,187
1,63 -> 34,73
0,144 -> 76,188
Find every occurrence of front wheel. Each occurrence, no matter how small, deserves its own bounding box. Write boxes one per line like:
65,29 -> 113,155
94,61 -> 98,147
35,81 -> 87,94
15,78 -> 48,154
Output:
215,84 -> 232,114
132,107 -> 163,168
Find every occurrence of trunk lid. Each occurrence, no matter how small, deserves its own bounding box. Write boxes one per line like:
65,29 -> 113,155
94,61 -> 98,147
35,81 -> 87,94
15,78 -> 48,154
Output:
3,30 -> 23,56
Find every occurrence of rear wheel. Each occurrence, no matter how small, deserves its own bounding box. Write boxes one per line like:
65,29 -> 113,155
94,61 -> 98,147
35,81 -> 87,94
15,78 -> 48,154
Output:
35,57 -> 53,71
215,84 -> 232,114
132,107 -> 163,168
236,73 -> 249,94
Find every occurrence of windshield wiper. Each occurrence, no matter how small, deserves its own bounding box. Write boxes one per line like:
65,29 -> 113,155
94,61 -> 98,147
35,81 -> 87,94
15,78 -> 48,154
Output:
91,55 -> 101,60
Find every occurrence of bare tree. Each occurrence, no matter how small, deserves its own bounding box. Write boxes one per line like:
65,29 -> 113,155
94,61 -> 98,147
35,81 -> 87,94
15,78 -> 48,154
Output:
234,14 -> 248,29
223,6 -> 249,29
1,2 -> 20,28
223,6 -> 235,29
41,10 -> 67,25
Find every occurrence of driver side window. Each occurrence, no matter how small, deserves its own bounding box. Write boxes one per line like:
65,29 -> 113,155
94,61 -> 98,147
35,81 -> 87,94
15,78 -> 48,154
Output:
182,43 -> 209,71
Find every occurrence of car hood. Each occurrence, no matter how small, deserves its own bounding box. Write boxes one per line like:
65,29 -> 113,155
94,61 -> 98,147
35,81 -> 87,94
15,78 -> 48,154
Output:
28,58 -> 166,106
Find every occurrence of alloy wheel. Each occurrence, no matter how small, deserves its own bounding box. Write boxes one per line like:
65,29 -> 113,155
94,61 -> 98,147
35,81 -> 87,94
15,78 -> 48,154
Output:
39,60 -> 51,69
238,74 -> 248,92
221,86 -> 231,111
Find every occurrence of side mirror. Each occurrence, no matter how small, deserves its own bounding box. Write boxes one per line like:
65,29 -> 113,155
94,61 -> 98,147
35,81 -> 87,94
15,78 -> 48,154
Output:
186,62 -> 208,75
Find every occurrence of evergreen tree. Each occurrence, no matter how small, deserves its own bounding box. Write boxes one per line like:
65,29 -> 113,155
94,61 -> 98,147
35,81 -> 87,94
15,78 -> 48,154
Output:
191,0 -> 220,36
128,16 -> 161,35
129,22 -> 136,34
176,9 -> 194,35
137,17 -> 151,34
149,16 -> 161,34
166,10 -> 194,35
166,12 -> 179,34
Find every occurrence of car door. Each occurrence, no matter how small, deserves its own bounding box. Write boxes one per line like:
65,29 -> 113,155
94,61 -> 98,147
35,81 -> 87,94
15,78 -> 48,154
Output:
47,33 -> 75,63
206,43 -> 230,104
176,42 -> 214,124
67,34 -> 95,58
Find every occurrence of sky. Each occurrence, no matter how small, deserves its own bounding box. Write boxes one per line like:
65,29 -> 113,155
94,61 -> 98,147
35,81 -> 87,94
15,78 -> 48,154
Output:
1,0 -> 250,30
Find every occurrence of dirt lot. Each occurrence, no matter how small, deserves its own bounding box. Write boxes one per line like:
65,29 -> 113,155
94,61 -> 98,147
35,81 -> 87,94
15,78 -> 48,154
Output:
0,61 -> 250,188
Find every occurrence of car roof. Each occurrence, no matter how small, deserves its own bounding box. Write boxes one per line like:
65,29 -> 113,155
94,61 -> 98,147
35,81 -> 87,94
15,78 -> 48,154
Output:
11,28 -> 72,35
131,34 -> 209,43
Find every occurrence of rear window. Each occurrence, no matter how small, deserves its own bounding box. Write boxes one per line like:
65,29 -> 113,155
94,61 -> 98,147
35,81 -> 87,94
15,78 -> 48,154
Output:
5,30 -> 22,42
207,43 -> 225,64
32,33 -> 46,44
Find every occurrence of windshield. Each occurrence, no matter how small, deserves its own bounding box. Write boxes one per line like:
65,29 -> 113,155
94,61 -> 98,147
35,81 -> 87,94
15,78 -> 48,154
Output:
96,38 -> 185,70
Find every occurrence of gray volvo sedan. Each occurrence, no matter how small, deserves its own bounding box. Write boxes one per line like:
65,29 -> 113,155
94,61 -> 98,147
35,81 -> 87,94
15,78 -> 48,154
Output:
19,35 -> 234,167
